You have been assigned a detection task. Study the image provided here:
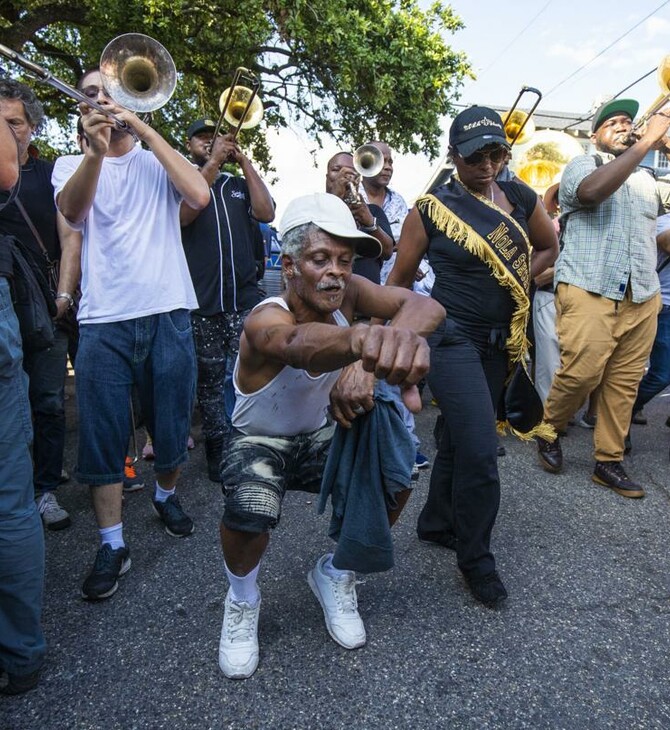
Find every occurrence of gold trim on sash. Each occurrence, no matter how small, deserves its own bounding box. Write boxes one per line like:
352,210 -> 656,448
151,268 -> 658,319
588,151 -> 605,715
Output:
417,181 -> 556,442
416,186 -> 530,365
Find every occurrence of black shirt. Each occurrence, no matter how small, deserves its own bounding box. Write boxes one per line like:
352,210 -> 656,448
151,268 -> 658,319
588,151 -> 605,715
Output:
421,179 -> 537,335
0,158 -> 59,281
181,172 -> 264,316
352,204 -> 393,284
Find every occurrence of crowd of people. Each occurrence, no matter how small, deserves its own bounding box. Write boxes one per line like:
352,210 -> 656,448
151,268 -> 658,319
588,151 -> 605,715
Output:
1,68 -> 670,693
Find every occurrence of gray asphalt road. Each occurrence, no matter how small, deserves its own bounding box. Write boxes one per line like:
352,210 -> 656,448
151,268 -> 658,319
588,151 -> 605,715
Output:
3,381 -> 670,730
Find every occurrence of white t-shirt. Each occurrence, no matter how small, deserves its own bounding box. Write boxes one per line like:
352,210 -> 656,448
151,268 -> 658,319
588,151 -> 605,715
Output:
52,146 -> 198,324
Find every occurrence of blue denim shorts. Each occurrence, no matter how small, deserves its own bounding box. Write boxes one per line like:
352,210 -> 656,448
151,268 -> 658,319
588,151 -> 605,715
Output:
75,310 -> 196,486
220,423 -> 334,533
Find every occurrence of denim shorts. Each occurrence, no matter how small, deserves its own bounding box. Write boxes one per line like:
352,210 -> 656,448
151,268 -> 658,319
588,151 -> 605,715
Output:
75,310 -> 196,486
220,423 -> 334,533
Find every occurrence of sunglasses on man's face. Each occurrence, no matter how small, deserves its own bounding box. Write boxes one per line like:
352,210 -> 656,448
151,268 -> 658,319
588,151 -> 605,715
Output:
458,146 -> 508,166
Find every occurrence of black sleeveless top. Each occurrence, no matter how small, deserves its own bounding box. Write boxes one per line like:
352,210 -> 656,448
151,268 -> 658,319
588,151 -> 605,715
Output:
419,179 -> 537,337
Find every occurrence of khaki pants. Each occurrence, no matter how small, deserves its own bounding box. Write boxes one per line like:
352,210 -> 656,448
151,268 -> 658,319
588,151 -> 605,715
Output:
545,283 -> 660,461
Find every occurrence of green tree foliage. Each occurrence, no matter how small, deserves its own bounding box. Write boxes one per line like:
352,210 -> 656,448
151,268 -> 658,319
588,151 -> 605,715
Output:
0,0 -> 472,164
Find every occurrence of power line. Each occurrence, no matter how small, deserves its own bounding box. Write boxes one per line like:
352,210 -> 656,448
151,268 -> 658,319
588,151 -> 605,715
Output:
544,0 -> 670,99
561,67 -> 657,130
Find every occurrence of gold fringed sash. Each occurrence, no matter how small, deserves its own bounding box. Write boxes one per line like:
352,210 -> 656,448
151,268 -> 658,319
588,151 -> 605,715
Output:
416,188 -> 530,365
417,182 -> 556,442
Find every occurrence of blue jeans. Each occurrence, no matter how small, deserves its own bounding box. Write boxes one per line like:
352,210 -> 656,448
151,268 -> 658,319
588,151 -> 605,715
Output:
75,310 -> 197,485
0,277 -> 46,675
634,304 -> 670,412
375,379 -> 420,452
23,327 -> 68,494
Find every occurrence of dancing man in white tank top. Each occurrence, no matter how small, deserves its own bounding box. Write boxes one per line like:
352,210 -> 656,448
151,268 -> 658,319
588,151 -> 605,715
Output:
217,192 -> 445,679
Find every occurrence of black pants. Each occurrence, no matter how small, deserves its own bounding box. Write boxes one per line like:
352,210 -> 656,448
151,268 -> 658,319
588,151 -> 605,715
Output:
22,326 -> 68,494
418,319 -> 508,577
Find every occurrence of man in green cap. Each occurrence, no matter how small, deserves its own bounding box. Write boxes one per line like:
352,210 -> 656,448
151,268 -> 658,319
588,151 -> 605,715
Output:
536,98 -> 670,497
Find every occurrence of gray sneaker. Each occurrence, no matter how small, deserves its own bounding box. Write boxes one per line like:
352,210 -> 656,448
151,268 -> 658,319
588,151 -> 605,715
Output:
36,491 -> 71,530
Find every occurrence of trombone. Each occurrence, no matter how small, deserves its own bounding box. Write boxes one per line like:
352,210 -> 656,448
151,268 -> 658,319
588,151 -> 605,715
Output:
624,55 -> 670,144
210,67 -> 264,149
0,33 -> 176,139
501,86 -> 543,147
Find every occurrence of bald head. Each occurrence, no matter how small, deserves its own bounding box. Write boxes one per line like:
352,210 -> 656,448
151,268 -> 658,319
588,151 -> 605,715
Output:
325,152 -> 355,194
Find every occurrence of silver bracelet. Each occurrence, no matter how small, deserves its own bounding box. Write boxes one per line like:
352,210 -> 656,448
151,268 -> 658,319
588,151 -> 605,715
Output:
360,216 -> 378,233
56,292 -> 74,309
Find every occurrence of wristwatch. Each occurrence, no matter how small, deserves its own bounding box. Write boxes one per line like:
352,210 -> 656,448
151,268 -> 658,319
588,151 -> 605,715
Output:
56,292 -> 74,309
360,217 -> 378,233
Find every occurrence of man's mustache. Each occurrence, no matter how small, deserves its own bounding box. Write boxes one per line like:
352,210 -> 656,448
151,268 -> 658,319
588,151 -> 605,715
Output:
316,278 -> 345,291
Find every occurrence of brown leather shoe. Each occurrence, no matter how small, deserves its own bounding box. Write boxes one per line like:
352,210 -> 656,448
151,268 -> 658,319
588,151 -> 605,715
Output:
592,461 -> 645,498
536,435 -> 562,473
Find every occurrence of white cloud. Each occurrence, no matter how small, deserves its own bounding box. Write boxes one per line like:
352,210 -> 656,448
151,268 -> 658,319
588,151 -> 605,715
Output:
645,17 -> 670,38
548,42 -> 597,66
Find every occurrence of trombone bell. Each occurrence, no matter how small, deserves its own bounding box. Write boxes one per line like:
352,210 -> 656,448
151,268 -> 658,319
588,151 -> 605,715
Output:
219,85 -> 264,130
353,144 -> 384,177
512,130 -> 584,195
502,110 -> 535,146
100,33 -> 176,114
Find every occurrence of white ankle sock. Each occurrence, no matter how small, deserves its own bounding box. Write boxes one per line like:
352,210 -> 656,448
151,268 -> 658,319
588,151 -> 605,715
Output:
322,553 -> 352,578
99,522 -> 124,550
154,482 -> 175,503
225,561 -> 261,606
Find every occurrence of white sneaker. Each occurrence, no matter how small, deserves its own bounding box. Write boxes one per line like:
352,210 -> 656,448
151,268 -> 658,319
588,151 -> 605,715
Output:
218,589 -> 261,679
307,554 -> 366,650
36,492 -> 71,530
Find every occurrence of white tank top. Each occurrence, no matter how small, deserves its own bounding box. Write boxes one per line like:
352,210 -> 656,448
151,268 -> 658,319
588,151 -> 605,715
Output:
232,296 -> 350,437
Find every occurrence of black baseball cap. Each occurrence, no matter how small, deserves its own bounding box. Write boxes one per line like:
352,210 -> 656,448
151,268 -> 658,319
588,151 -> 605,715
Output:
449,106 -> 509,157
591,99 -> 639,133
186,118 -> 217,139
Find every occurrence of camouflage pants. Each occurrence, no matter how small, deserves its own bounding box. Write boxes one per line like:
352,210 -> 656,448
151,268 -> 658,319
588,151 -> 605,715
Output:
191,310 -> 250,443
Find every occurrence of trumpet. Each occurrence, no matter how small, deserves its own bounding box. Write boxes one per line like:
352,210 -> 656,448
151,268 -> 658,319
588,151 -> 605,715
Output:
0,34 -> 176,139
343,177 -> 363,206
340,144 -> 384,205
353,144 -> 384,177
501,86 -> 542,146
210,67 -> 264,151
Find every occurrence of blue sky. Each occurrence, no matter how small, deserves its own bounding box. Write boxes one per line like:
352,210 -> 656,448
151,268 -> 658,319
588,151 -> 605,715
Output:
266,0 -> 670,219
447,0 -> 670,113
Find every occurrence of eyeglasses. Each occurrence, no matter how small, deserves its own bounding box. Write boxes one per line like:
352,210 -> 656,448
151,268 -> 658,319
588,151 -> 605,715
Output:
458,146 -> 508,166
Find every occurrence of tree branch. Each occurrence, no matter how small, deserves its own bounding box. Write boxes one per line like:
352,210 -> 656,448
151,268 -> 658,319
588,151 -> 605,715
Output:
0,4 -> 89,48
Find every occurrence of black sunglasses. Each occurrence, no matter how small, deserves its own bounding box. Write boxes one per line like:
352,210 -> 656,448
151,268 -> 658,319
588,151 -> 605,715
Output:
458,146 -> 508,166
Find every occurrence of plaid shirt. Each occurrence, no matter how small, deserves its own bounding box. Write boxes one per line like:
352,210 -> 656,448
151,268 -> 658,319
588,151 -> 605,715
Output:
556,152 -> 665,302
359,186 -> 409,284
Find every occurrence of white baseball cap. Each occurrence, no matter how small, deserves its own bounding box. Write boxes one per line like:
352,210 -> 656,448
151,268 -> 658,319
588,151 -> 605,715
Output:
279,193 -> 382,259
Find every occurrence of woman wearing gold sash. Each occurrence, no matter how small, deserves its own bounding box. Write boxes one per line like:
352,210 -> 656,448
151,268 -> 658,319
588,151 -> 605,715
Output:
386,107 -> 558,606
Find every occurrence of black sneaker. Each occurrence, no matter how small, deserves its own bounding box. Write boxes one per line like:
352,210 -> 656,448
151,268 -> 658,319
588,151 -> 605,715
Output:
462,570 -> 508,607
592,461 -> 645,498
418,531 -> 458,550
631,410 -> 647,425
0,668 -> 40,696
152,494 -> 194,537
81,544 -> 131,601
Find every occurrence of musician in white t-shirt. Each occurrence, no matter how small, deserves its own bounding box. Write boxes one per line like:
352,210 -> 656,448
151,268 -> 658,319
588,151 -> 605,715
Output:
52,68 -> 209,603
